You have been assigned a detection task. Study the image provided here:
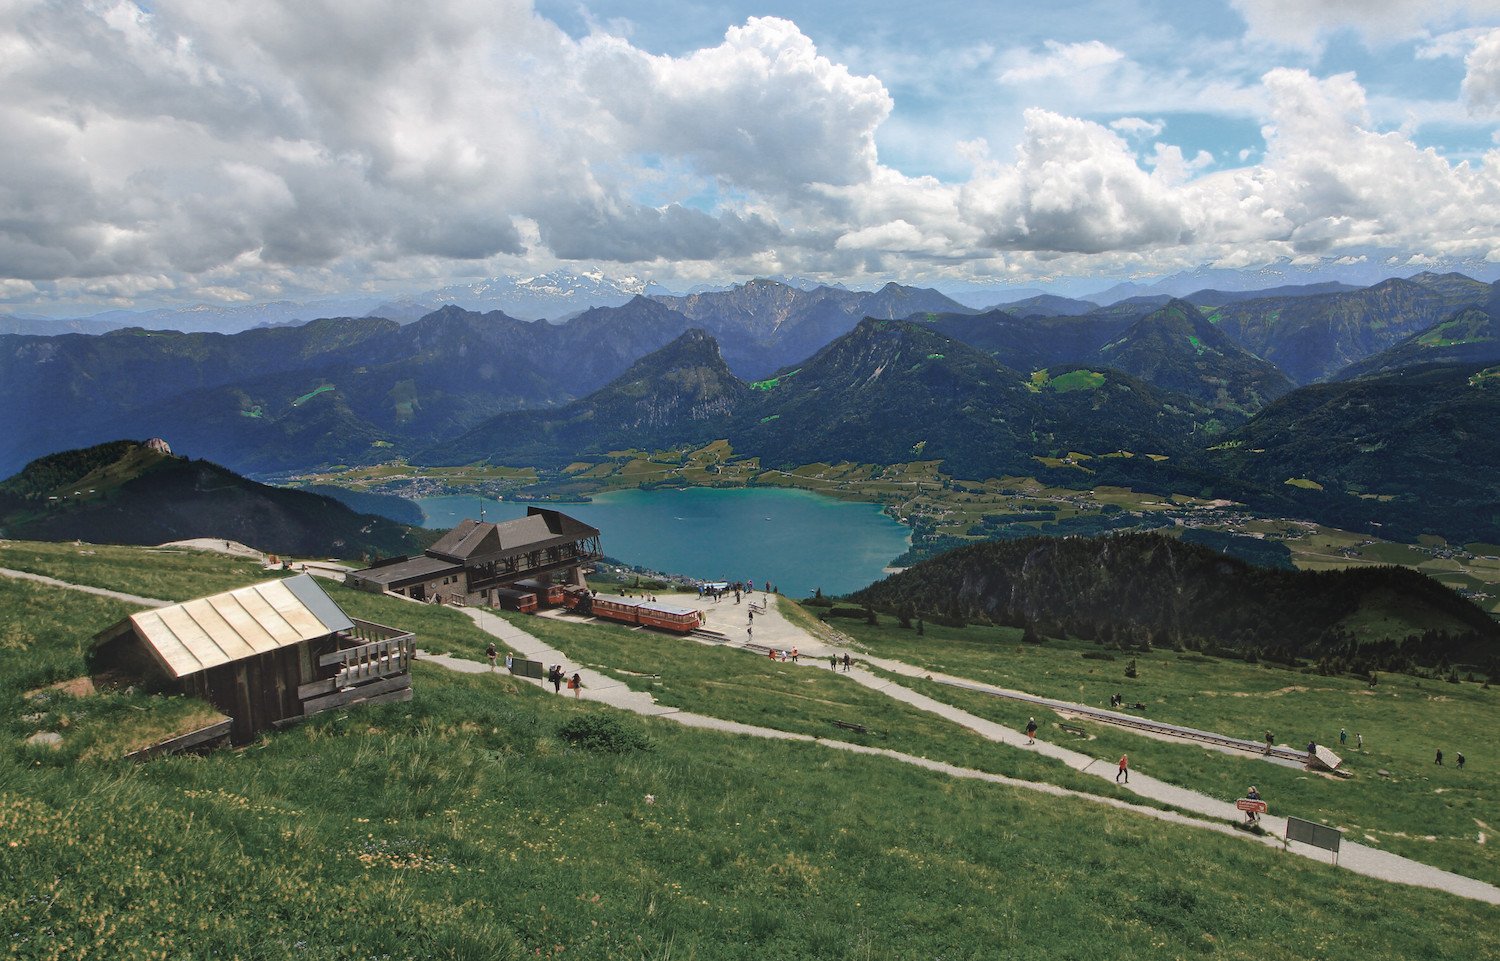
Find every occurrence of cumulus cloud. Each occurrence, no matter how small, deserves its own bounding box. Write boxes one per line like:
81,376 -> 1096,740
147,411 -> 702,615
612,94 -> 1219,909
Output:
2,2 -> 1500,306
1464,29 -> 1500,116
0,3 -> 888,301
959,110 -> 1195,253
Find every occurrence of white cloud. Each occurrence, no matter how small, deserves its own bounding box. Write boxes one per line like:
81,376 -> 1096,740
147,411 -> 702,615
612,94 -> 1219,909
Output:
3,2 -> 1500,306
1417,27 -> 1495,59
959,110 -> 1195,254
1229,0 -> 1500,51
999,40 -> 1125,84
1109,117 -> 1165,139
1464,29 -> 1500,115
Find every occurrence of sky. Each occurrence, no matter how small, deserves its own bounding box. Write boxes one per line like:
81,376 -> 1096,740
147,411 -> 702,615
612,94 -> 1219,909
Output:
6,0 -> 1500,312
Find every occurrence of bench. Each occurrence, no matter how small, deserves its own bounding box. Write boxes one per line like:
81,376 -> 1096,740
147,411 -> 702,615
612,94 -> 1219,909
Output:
1058,722 -> 1088,737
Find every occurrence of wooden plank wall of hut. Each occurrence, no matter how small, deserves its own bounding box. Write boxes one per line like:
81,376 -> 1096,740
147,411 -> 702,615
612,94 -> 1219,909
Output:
185,640 -> 335,744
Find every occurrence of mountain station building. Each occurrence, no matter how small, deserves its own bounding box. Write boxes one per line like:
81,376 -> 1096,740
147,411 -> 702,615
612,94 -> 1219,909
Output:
344,507 -> 602,606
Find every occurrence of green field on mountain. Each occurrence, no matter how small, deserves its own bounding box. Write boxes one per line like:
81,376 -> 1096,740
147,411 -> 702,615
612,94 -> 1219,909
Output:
4,548 -> 1499,959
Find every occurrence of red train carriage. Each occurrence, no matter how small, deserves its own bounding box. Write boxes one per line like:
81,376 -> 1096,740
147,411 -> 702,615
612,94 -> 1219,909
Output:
635,602 -> 700,633
513,578 -> 566,606
493,586 -> 538,613
571,593 -> 701,633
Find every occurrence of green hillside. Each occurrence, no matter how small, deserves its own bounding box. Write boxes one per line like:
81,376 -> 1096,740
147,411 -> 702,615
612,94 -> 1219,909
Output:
850,532 -> 1500,673
4,547 -> 1498,957
1335,301 -> 1500,380
0,440 -> 429,559
1212,361 -> 1500,543
423,329 -> 749,468
1207,278 -> 1479,384
916,308 -> 1133,372
1096,300 -> 1295,414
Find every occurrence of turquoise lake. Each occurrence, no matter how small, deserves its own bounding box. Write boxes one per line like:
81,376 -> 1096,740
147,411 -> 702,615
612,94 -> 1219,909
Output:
416,487 -> 910,598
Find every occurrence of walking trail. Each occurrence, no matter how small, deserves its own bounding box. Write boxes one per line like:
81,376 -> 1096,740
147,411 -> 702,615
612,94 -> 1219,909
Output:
459,590 -> 1500,907
6,565 -> 1495,906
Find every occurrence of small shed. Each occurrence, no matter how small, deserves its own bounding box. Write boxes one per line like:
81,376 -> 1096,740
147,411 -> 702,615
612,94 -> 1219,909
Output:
91,574 -> 414,745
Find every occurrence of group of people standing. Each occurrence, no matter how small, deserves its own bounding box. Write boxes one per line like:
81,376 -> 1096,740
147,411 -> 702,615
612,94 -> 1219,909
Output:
547,663 -> 581,697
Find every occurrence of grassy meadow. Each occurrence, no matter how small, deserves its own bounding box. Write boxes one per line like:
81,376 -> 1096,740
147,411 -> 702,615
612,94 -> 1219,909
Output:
0,539 -> 279,601
3,543 -> 1499,958
495,609 -> 1147,805
832,614 -> 1500,887
1,573 -> 1497,959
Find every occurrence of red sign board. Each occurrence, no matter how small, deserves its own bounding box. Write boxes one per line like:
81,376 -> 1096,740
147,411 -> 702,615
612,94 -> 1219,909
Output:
1236,798 -> 1268,814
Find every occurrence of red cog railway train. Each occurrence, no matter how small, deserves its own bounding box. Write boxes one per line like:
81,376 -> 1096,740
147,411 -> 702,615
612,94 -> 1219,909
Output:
561,587 -> 701,634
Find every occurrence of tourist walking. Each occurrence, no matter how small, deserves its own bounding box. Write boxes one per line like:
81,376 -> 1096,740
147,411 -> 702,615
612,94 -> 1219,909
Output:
841,653 -> 851,673
570,673 -> 582,698
551,665 -> 563,694
1356,732 -> 1363,750
1117,754 -> 1129,783
486,643 -> 497,671
1436,749 -> 1444,765
1025,717 -> 1038,745
1457,752 -> 1466,769
1244,786 -> 1262,823
830,655 -> 838,670
1264,730 -> 1274,755
1339,728 -> 1347,745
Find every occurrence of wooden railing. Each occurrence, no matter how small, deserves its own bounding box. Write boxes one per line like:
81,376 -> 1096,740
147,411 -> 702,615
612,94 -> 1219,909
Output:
322,623 -> 414,686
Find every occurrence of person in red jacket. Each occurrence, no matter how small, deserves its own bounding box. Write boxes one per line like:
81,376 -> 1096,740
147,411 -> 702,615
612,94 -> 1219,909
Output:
1117,754 -> 1130,783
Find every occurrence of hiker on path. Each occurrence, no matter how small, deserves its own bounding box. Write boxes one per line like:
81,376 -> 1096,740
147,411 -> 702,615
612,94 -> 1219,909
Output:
505,653 -> 513,673
486,643 -> 497,671
1025,717 -> 1038,745
1457,752 -> 1466,769
748,625 -> 754,643
830,655 -> 838,670
1356,733 -> 1363,750
1245,786 -> 1262,824
551,665 -> 563,694
1117,754 -> 1130,783
1339,728 -> 1347,745
1264,731 -> 1274,755
791,647 -> 799,663
570,673 -> 582,698
842,653 -> 851,673
1436,749 -> 1444,765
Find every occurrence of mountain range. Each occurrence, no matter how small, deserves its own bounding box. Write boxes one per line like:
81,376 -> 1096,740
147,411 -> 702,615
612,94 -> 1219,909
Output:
8,270 -> 1500,545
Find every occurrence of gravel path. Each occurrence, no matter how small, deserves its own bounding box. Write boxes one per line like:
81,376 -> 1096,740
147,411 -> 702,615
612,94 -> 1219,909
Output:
0,566 -> 170,608
459,596 -> 1500,906
11,567 -> 1495,905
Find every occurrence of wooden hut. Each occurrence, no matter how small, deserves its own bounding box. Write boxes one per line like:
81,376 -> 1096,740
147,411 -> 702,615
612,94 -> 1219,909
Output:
91,573 -> 413,745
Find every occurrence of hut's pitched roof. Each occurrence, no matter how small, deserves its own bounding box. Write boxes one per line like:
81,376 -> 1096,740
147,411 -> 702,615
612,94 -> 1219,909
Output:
103,573 -> 354,679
